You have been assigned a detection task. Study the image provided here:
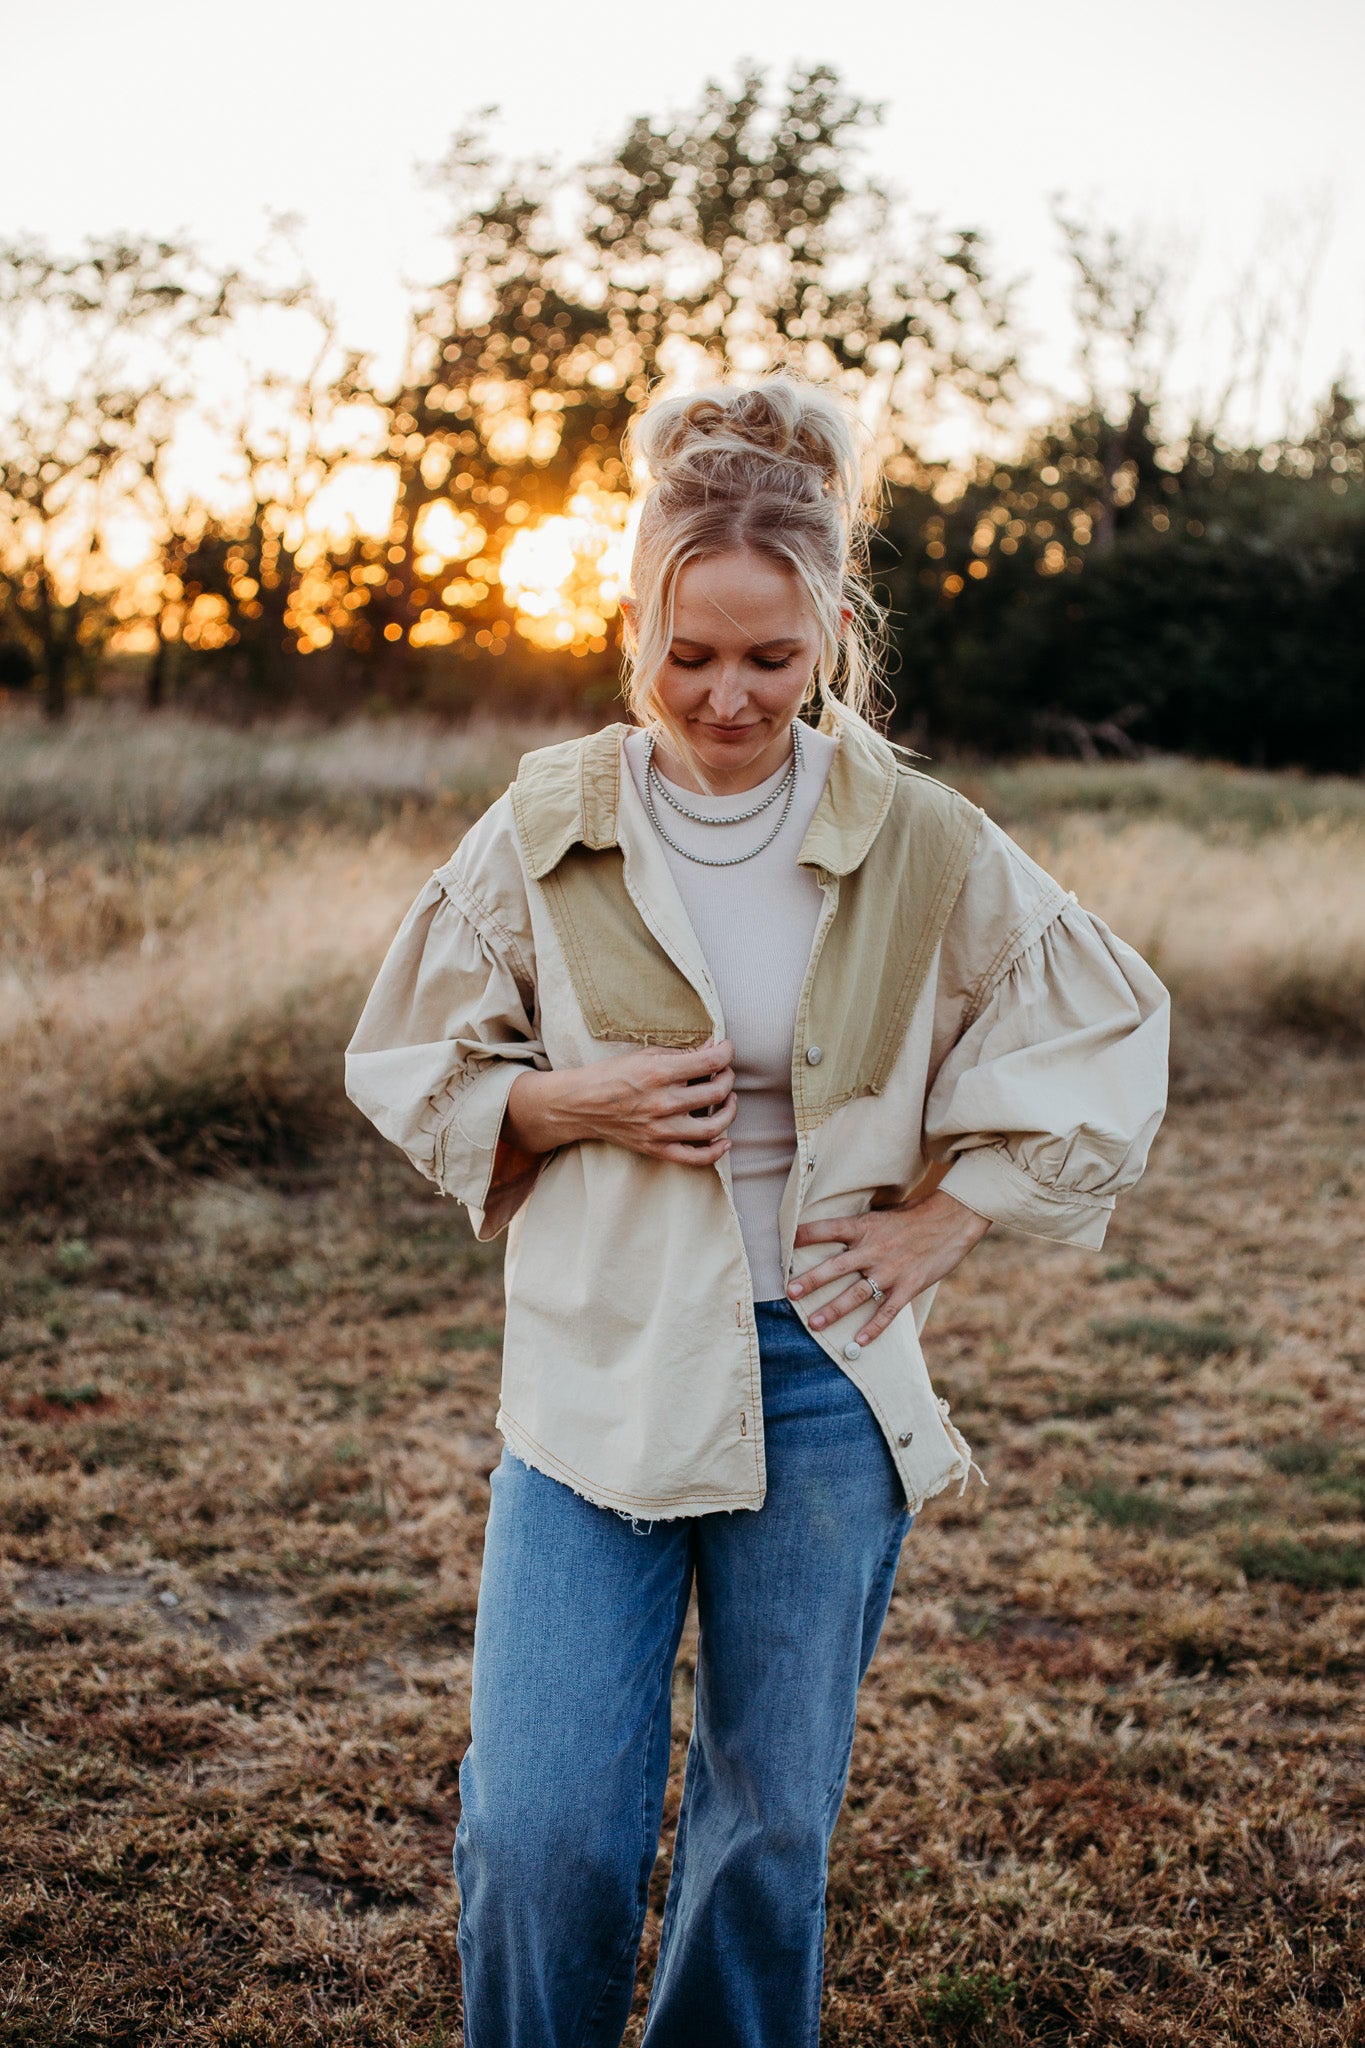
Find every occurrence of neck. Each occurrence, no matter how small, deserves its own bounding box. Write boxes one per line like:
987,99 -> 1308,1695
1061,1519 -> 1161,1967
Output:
652,723 -> 796,797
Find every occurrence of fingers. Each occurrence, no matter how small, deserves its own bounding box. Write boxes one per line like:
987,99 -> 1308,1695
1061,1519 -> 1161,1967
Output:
787,1210 -> 905,1343
852,1293 -> 904,1347
789,1251 -> 861,1295
807,1273 -> 889,1333
658,1093 -> 738,1142
661,1038 -> 735,1083
655,1128 -> 733,1167
787,1244 -> 868,1307
786,1216 -> 863,1298
793,1212 -> 862,1251
666,1066 -> 736,1114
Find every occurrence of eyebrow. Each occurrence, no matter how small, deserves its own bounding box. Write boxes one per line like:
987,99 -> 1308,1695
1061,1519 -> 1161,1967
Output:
669,636 -> 804,652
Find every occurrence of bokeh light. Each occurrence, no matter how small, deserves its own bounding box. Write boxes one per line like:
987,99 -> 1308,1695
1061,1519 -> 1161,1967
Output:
498,481 -> 637,653
412,499 -> 487,564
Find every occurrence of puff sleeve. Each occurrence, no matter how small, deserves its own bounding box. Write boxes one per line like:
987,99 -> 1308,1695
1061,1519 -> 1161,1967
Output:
926,897 -> 1170,1249
344,864 -> 546,1240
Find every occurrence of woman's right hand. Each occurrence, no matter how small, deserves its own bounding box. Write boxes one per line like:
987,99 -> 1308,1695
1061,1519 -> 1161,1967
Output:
505,1040 -> 738,1166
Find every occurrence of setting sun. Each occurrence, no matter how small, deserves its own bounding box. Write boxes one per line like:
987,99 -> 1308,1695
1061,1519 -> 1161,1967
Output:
497,481 -> 636,653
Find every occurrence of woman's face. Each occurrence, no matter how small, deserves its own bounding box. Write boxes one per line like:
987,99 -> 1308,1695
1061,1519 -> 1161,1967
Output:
641,548 -> 824,792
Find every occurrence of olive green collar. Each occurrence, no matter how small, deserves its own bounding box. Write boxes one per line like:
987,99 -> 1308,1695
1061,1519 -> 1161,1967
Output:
513,715 -> 901,883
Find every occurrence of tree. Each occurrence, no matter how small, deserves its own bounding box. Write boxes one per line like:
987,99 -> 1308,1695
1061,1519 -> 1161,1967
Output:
174,317 -> 379,708
0,238 -> 240,718
1048,207 -> 1183,555
363,64 -> 1016,683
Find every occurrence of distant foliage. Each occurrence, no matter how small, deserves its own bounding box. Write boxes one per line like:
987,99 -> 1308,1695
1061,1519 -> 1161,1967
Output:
364,64 -> 1011,685
878,391 -> 1365,771
0,64 -> 1361,769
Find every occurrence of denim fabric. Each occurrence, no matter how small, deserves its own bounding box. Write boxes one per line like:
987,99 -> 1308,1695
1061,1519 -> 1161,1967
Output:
454,1300 -> 912,2048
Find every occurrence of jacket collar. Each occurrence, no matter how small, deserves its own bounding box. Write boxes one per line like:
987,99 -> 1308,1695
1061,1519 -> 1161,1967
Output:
514,723 -> 630,881
514,714 -> 900,883
797,708 -> 900,877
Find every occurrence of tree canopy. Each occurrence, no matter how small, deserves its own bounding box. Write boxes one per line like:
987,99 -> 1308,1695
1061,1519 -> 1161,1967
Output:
0,63 -> 1360,770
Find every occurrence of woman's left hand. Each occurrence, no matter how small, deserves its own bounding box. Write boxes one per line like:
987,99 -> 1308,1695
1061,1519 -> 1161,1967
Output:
787,1191 -> 991,1346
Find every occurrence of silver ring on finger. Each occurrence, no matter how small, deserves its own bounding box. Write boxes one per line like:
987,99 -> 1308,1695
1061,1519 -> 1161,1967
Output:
863,1273 -> 885,1306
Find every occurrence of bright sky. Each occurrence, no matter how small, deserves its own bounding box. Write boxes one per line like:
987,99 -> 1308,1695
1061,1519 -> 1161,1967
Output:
7,0 -> 1363,440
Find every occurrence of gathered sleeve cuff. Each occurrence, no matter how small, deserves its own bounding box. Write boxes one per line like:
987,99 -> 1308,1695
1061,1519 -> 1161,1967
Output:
344,871 -> 547,1239
927,900 -> 1170,1249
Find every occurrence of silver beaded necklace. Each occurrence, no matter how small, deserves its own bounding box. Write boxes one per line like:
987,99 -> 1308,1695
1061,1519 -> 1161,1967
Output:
642,723 -> 803,868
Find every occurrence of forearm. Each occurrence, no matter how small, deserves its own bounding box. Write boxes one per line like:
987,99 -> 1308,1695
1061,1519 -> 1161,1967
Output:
908,1189 -> 993,1287
504,1040 -> 736,1166
504,1066 -> 592,1155
917,1186 -> 993,1243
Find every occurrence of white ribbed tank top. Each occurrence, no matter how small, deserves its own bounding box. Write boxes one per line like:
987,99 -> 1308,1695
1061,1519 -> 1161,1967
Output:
624,724 -> 836,1301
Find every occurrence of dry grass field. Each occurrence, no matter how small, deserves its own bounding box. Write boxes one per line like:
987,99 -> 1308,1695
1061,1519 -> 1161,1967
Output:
2,707 -> 1363,2045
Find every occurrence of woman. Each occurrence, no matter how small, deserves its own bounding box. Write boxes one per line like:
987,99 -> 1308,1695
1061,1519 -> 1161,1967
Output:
346,378 -> 1169,2047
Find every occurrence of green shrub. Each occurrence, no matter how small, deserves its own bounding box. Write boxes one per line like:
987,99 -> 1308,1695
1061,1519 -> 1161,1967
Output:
1237,1539 -> 1365,1590
1074,1482 -> 1189,1532
44,1384 -> 103,1411
1265,1436 -> 1337,1478
1091,1316 -> 1253,1360
921,1967 -> 1014,2038
435,1324 -> 505,1352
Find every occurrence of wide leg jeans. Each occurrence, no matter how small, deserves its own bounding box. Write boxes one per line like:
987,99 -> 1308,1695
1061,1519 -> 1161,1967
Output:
454,1299 -> 912,2048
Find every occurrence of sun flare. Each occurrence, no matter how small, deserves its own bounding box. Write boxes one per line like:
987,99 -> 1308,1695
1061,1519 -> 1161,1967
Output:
498,482 -> 636,654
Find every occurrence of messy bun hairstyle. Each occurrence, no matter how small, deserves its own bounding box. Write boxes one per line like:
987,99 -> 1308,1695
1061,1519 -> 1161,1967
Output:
621,377 -> 888,745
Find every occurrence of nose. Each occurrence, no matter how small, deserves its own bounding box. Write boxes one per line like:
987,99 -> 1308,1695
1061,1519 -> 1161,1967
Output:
705,666 -> 749,719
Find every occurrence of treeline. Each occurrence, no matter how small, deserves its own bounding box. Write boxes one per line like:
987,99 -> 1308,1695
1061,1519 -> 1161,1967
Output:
880,392 -> 1365,770
0,65 -> 1361,769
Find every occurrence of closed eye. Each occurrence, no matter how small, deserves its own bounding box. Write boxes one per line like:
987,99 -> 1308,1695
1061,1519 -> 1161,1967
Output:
666,651 -> 797,671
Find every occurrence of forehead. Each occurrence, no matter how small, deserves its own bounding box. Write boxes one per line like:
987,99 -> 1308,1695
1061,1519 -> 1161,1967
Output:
671,549 -> 812,641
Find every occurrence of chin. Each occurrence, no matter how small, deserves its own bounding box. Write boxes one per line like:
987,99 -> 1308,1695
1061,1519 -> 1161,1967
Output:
694,724 -> 771,752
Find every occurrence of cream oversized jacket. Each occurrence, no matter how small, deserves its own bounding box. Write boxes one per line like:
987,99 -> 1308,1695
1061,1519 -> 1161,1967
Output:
346,717 -> 1169,1519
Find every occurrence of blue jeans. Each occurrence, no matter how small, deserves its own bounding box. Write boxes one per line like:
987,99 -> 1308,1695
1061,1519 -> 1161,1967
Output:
454,1300 -> 912,2048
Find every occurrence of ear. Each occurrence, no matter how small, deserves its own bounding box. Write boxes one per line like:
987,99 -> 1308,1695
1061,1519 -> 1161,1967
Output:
619,595 -> 638,630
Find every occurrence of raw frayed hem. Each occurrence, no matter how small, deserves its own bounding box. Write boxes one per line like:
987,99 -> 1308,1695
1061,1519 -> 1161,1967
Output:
496,1427 -> 753,1524
501,1449 -> 663,1531
903,1449 -> 988,1517
499,1437 -> 656,1525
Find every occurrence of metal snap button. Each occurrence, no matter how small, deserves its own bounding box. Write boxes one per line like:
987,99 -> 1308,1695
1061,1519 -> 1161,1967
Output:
842,1341 -> 861,1362
898,1428 -> 914,1447
805,1045 -> 823,1066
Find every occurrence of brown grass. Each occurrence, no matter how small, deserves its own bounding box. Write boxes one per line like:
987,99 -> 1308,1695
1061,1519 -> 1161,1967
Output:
2,1030 -> 1362,2044
0,711 -> 580,1203
3,714 -> 1362,1209
1,713 -> 1364,2042
0,702 -> 578,841
1017,814 -> 1365,1039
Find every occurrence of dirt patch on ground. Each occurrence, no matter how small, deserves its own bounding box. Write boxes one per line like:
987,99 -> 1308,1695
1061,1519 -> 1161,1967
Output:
13,1567 -> 302,1652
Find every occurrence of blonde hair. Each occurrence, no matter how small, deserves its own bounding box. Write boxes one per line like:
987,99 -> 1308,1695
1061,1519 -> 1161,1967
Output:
620,377 -> 889,750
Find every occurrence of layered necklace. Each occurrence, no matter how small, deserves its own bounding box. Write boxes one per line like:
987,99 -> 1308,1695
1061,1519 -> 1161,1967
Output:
642,723 -> 803,868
